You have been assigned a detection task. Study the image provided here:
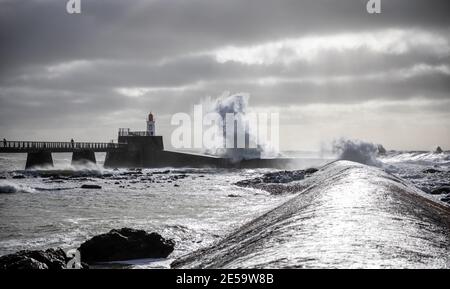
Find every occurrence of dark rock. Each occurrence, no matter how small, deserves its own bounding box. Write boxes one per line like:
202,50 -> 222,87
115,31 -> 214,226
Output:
423,168 -> 442,174
12,175 -> 26,179
377,144 -> 387,154
263,170 -> 305,183
430,186 -> 450,195
174,184 -> 179,187
81,184 -> 102,189
435,146 -> 443,154
440,195 -> 450,203
419,186 -> 431,194
78,228 -> 175,264
227,194 -> 240,198
0,248 -> 69,270
236,170 -> 306,187
49,176 -> 69,181
305,167 -> 319,174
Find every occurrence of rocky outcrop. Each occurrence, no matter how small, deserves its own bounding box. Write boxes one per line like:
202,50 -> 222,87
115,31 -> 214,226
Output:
237,168 -> 318,187
78,228 -> 175,264
435,146 -> 443,154
0,248 -> 72,270
431,186 -> 450,195
377,144 -> 387,154
423,168 -> 442,174
0,228 -> 174,268
235,168 -> 317,195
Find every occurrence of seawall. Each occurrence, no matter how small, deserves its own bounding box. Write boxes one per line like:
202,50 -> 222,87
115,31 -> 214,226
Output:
172,161 -> 450,268
104,135 -> 299,168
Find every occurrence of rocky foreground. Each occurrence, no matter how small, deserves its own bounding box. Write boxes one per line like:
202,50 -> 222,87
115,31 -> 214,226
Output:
78,228 -> 175,264
172,160 -> 450,268
0,228 -> 175,269
0,248 -> 83,270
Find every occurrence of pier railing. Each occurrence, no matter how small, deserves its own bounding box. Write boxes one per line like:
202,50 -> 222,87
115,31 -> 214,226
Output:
118,129 -> 149,137
0,141 -> 126,153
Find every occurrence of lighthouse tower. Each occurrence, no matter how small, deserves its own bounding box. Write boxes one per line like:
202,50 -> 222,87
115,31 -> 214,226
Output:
147,112 -> 155,136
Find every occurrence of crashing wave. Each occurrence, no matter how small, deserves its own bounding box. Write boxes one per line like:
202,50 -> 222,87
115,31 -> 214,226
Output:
332,138 -> 383,167
201,92 -> 280,162
0,182 -> 35,194
381,151 -> 450,165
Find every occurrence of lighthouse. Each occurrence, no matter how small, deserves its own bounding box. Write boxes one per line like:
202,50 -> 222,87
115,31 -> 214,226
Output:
147,112 -> 155,136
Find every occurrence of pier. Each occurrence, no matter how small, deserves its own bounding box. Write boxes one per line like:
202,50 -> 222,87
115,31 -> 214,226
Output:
0,140 -> 125,169
0,113 -> 297,169
0,137 -> 296,170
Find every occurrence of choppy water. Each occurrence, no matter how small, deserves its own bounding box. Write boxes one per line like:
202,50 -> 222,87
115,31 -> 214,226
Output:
0,152 -> 327,267
380,151 -> 450,205
0,151 -> 449,268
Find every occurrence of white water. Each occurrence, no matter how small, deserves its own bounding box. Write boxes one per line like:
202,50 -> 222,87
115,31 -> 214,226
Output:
0,149 -> 448,268
201,92 -> 279,161
0,152 -> 328,268
331,138 -> 382,167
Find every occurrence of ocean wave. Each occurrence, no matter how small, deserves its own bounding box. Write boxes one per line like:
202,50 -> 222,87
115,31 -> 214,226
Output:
332,138 -> 383,167
381,151 -> 450,164
0,181 -> 36,194
15,166 -> 109,178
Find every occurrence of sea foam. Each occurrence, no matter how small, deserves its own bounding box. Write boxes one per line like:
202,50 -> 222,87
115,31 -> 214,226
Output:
0,181 -> 35,194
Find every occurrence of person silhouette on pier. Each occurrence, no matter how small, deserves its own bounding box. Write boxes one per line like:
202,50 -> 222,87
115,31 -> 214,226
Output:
3,138 -> 6,147
71,139 -> 75,148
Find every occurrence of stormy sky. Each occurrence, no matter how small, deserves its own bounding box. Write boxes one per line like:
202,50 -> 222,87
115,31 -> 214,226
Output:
0,0 -> 449,150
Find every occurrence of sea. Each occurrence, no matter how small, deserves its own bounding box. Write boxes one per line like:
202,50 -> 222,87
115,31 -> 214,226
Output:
0,150 -> 449,268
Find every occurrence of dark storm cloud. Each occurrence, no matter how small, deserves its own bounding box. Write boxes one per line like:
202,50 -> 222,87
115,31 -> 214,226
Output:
1,0 -> 449,70
0,0 -> 449,148
2,50 -> 449,90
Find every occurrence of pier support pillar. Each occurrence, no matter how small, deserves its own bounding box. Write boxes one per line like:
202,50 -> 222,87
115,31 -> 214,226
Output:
25,151 -> 53,169
72,150 -> 96,165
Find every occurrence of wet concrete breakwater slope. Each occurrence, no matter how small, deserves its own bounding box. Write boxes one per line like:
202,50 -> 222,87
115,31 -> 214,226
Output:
173,161 -> 450,268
